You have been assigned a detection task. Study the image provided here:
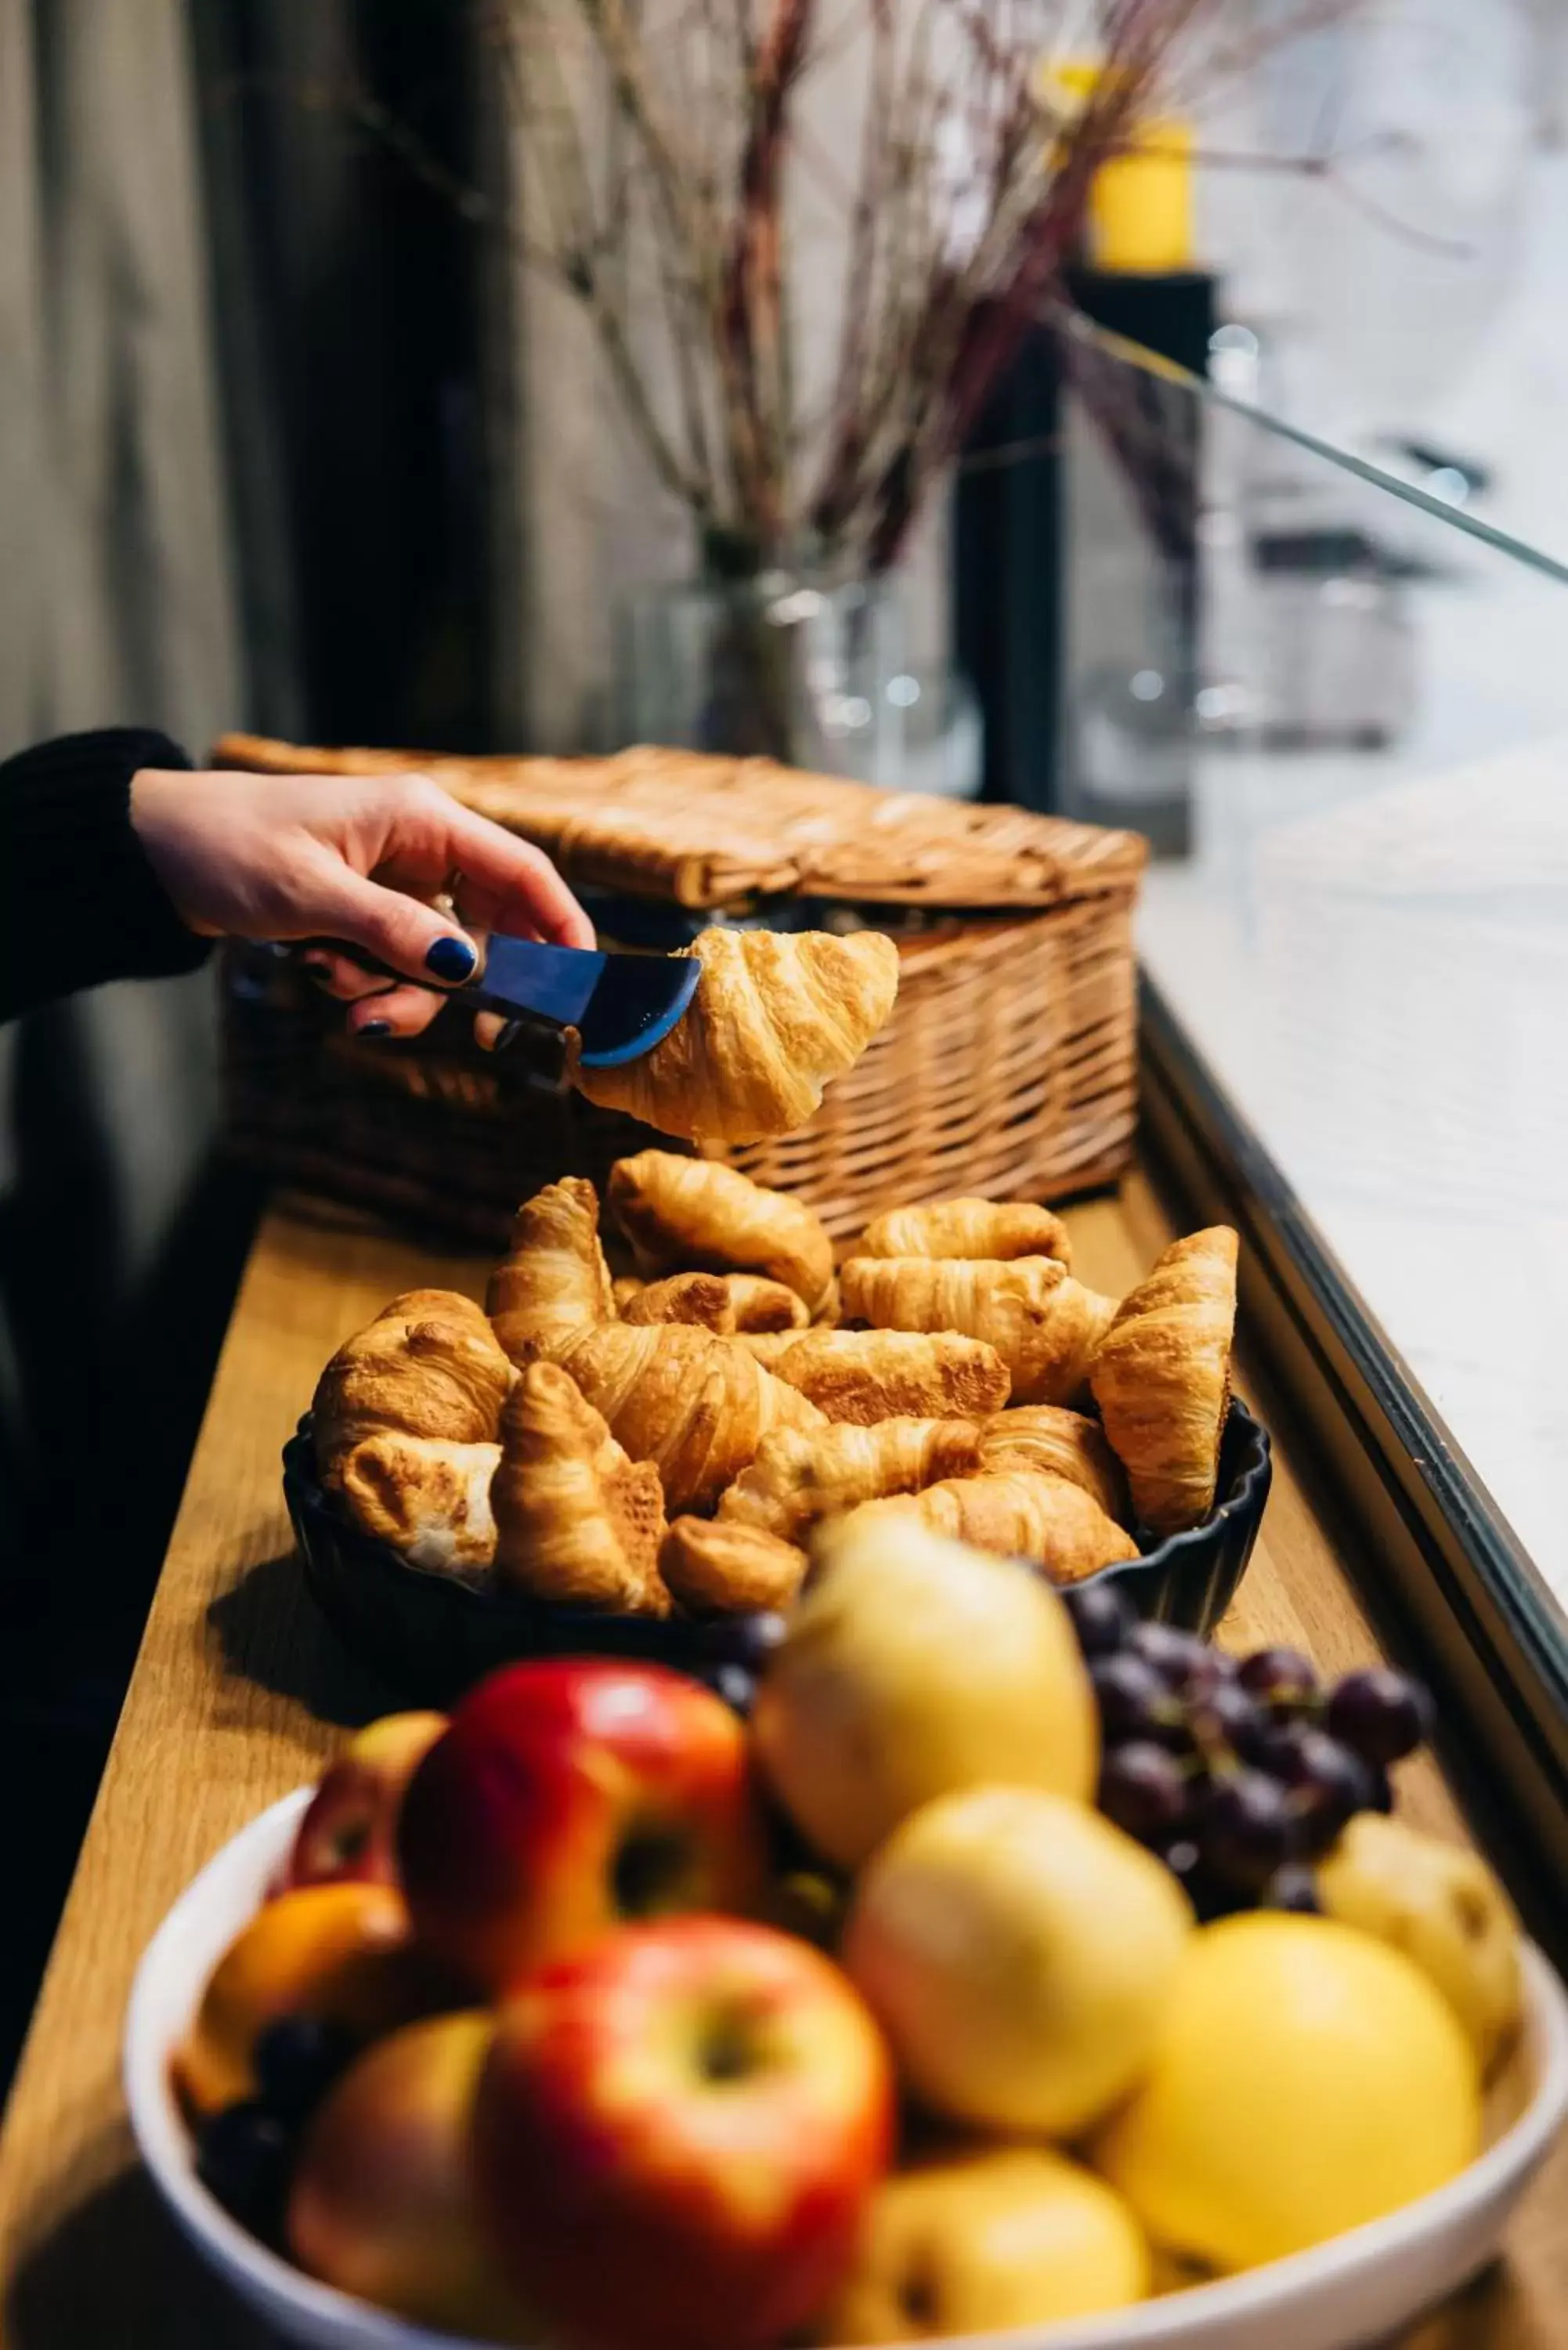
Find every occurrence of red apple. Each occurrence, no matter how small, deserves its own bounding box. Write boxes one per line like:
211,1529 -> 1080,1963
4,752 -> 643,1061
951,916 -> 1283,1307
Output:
287,1712 -> 446,1890
472,1916 -> 894,2350
396,1659 -> 766,1994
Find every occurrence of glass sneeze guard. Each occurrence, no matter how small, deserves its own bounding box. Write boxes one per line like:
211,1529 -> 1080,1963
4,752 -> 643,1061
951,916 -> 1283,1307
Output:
1052,313 -> 1568,1929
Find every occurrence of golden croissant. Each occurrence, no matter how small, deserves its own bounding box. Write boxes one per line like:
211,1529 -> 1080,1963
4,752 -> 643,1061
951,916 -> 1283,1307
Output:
840,1254 -> 1118,1408
659,1517 -> 808,1615
608,1149 -> 836,1317
554,1320 -> 823,1517
313,1289 -> 513,1484
492,1362 -> 668,1614
1090,1226 -> 1239,1536
717,1417 -> 982,1545
335,1434 -> 500,1580
617,1270 -> 809,1336
840,1468 -> 1137,1583
858,1196 -> 1071,1268
736,1332 -> 803,1367
487,1177 -> 614,1366
721,1274 -> 811,1332
977,1406 -> 1128,1526
618,1271 -> 736,1332
750,1327 -> 1010,1423
576,925 -> 899,1144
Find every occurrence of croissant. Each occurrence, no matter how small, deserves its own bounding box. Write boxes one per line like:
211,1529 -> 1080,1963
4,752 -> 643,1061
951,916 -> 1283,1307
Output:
336,1434 -> 500,1581
576,925 -> 899,1144
618,1272 -> 736,1332
737,1332 -> 803,1368
659,1517 -> 808,1614
313,1290 -> 513,1484
487,1178 -> 614,1366
608,1150 -> 836,1317
839,1255 -> 1118,1408
1090,1226 -> 1240,1535
553,1320 -> 823,1516
977,1406 -> 1129,1525
492,1362 -> 669,1614
839,1468 -> 1137,1583
717,1417 -> 982,1545
750,1328 -> 1010,1423
617,1270 -> 810,1336
723,1274 -> 812,1333
858,1197 -> 1071,1268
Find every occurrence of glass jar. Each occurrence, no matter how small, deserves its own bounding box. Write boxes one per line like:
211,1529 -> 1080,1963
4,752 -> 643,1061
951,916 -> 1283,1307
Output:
615,570 -> 906,778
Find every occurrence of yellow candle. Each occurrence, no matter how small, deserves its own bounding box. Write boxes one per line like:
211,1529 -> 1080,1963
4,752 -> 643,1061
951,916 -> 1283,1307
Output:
1037,56 -> 1196,274
1089,118 -> 1194,273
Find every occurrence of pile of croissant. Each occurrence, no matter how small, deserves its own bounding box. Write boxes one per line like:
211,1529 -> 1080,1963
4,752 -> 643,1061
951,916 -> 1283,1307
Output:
311,1153 -> 1240,1620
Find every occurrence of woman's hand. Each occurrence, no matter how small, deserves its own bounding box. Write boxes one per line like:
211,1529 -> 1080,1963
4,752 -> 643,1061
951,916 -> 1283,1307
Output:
130,765 -> 594,1040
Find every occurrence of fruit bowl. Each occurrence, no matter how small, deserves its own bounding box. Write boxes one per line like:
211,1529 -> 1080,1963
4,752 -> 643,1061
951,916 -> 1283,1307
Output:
282,1398 -> 1270,1705
126,1787 -> 1568,2350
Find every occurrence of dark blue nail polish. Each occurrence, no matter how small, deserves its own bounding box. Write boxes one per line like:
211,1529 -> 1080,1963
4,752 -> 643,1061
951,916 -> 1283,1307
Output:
425,935 -> 476,983
493,1019 -> 523,1054
359,1018 -> 392,1037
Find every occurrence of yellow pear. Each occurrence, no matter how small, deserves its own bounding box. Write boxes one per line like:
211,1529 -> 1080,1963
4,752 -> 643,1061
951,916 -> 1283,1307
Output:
1093,1913 -> 1481,2272
1317,1813 -> 1523,2075
751,1515 -> 1097,1871
818,2146 -> 1150,2341
843,1785 -> 1193,2137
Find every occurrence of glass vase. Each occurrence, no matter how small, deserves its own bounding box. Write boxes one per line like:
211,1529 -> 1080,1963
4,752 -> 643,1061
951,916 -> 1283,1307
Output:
615,570 -> 908,779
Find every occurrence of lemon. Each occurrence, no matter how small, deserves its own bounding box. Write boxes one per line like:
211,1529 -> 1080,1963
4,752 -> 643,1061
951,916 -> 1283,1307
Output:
1092,1912 -> 1481,2272
818,2147 -> 1149,2341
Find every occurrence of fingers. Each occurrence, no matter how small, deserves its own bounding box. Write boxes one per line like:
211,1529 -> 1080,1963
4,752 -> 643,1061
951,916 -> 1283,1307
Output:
311,859 -> 484,992
367,780 -> 595,949
297,949 -> 393,1005
345,982 -> 448,1040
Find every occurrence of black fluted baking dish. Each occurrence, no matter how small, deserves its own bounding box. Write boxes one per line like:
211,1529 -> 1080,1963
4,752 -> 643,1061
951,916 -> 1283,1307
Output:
283,1396 -> 1270,1703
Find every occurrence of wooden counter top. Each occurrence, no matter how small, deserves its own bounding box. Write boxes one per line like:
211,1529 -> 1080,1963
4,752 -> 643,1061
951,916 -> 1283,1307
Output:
0,1180 -> 1562,2346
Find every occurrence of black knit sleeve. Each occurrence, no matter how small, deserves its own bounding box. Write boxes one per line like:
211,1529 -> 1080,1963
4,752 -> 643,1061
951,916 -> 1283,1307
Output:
0,728 -> 214,1022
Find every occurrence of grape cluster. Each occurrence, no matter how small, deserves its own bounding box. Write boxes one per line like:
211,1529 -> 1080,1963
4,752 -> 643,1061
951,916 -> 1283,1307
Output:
1062,1583 -> 1433,1919
699,1608 -> 789,1716
196,2015 -> 356,2240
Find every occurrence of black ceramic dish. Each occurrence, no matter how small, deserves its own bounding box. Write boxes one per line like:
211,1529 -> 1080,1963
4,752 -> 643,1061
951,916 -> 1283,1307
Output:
284,1395 -> 1270,1704
1090,1394 -> 1272,1637
281,1423 -> 776,1708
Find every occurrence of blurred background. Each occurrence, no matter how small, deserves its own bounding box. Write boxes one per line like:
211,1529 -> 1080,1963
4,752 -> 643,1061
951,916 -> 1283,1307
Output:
4,0 -> 1568,2080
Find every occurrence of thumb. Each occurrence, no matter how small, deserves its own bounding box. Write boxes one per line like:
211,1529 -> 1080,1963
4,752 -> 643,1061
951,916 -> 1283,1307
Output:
320,869 -> 479,989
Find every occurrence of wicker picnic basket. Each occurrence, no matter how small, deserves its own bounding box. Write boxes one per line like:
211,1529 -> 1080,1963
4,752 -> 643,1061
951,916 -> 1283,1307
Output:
215,733 -> 1147,1246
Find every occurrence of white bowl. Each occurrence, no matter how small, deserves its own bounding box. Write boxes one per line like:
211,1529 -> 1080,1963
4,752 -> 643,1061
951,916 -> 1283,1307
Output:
126,1789 -> 1568,2350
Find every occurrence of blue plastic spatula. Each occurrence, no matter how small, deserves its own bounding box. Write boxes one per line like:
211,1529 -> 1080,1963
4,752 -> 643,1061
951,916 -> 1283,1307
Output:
296,931 -> 701,1068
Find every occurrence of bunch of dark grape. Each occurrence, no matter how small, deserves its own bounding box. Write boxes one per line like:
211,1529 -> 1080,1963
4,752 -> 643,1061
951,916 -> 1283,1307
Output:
698,1609 -> 789,1717
1062,1582 -> 1433,1921
196,2016 -> 356,2242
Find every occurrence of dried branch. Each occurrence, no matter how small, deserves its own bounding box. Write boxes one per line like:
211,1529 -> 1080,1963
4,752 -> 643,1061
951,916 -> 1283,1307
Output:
349,0 -> 1359,573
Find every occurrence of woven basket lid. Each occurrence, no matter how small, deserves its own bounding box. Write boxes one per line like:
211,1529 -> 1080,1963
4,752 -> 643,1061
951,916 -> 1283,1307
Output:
213,734 -> 1147,910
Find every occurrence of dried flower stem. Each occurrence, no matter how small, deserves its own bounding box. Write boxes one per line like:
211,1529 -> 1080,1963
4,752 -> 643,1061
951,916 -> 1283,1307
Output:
354,0 -> 1357,574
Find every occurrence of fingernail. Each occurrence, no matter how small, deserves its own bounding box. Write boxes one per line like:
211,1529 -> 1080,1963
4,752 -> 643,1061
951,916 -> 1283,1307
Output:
492,1019 -> 523,1054
359,1019 -> 392,1037
425,935 -> 476,983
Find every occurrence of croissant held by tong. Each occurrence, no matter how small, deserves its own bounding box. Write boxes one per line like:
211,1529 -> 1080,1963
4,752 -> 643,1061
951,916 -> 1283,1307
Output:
576,926 -> 900,1146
